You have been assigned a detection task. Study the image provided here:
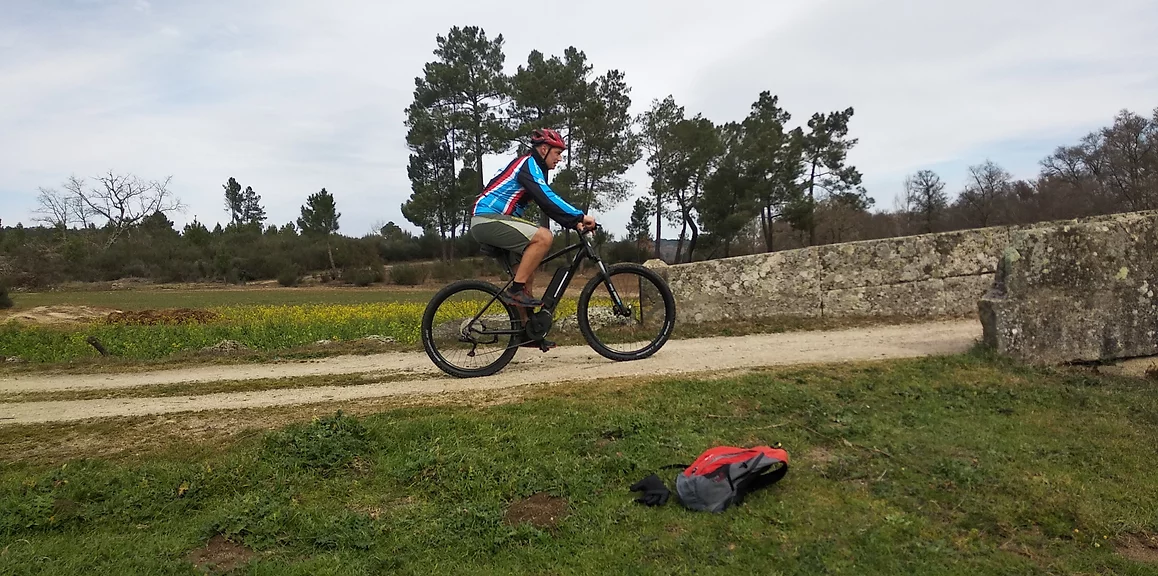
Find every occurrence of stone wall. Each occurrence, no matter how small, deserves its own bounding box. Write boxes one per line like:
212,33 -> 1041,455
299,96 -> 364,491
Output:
979,210 -> 1158,364
644,211 -> 1156,328
646,222 -> 1010,323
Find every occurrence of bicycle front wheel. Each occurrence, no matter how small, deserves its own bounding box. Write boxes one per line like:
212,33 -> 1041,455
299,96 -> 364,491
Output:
421,280 -> 522,378
576,263 -> 676,362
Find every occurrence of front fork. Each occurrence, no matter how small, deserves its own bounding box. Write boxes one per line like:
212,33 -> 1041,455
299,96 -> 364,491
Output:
581,232 -> 631,317
595,259 -> 631,317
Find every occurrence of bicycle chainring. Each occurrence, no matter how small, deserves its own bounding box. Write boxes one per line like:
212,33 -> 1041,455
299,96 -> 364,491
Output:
524,310 -> 554,341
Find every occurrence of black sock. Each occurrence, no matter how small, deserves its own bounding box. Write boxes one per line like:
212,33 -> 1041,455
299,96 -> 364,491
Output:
509,282 -> 525,294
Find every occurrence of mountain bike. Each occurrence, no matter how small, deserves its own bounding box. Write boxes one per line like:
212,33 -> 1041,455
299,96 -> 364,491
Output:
420,225 -> 677,378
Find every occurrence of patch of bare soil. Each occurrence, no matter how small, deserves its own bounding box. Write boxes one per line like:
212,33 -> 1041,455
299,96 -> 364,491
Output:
1095,356 -> 1158,380
803,446 -> 837,468
200,340 -> 251,354
1118,532 -> 1158,565
5,305 -> 121,325
185,534 -> 256,574
504,493 -> 568,530
105,308 -> 220,326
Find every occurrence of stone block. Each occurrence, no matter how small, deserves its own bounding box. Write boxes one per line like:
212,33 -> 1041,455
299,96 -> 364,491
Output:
664,248 -> 821,322
943,274 -> 995,316
980,292 -> 1158,364
819,235 -> 939,290
980,210 -> 1158,364
819,225 -> 1008,290
1000,212 -> 1158,294
823,279 -> 947,318
932,228 -> 1008,278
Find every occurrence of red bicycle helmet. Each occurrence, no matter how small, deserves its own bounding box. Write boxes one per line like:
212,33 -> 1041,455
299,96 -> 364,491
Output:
530,128 -> 567,150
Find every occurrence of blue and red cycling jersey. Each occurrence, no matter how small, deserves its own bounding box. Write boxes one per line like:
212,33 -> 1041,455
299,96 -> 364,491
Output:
472,148 -> 584,228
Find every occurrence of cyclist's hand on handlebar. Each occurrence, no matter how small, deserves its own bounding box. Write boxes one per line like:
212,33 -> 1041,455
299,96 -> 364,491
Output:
577,215 -> 597,232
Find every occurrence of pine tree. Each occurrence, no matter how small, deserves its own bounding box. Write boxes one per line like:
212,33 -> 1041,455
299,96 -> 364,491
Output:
223,177 -> 244,226
297,188 -> 341,272
241,186 -> 266,226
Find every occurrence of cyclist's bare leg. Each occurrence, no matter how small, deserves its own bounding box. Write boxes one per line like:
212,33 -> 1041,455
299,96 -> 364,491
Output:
515,227 -> 551,295
509,227 -> 550,327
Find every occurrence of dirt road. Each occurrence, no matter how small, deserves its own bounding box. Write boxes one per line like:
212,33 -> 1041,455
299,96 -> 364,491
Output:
0,320 -> 981,424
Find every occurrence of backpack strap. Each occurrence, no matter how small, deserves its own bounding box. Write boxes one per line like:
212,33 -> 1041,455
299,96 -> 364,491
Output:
732,450 -> 789,505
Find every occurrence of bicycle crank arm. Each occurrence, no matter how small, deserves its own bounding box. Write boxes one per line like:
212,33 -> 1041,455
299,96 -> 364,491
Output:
499,339 -> 553,353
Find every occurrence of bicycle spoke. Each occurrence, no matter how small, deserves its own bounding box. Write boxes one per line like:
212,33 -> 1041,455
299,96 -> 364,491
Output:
423,282 -> 523,377
577,264 -> 675,360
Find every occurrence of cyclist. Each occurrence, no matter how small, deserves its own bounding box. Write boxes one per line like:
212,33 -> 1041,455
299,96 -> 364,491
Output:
470,128 -> 597,310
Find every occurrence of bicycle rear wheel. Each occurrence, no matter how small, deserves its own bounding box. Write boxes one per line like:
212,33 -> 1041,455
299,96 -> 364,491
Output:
576,263 -> 676,362
421,280 -> 522,378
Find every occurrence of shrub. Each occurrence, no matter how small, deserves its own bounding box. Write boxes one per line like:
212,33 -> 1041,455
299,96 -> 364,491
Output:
242,253 -> 281,281
369,262 -> 386,283
351,269 -> 375,287
224,268 -> 242,285
261,411 -> 372,474
341,265 -> 381,287
431,259 -> 476,282
389,263 -> 427,286
0,283 -> 12,309
277,265 -> 302,287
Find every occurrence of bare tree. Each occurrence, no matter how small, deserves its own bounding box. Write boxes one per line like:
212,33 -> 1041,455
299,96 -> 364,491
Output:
956,160 -> 1011,228
1096,109 -> 1158,211
64,171 -> 184,248
1041,137 -> 1097,188
60,176 -> 97,229
902,169 -> 949,233
1040,109 -> 1158,213
31,187 -> 73,233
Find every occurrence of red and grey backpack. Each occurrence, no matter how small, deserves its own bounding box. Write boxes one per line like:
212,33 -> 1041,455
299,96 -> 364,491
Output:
674,444 -> 790,513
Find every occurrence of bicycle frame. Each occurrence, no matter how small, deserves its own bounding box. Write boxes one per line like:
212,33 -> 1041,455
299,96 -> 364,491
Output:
465,228 -> 630,341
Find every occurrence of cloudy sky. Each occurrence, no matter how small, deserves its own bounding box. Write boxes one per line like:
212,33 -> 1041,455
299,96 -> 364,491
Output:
3,0 -> 1156,238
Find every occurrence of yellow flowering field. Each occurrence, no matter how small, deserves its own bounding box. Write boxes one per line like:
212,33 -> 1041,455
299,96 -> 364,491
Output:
0,298 -> 591,363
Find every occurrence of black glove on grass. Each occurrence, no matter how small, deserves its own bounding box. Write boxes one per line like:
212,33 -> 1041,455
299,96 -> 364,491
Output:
630,474 -> 671,506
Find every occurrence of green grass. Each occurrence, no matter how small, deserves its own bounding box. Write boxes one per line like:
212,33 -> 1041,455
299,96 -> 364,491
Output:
0,337 -> 413,377
8,287 -> 438,311
3,352 -> 1158,574
0,315 -> 423,364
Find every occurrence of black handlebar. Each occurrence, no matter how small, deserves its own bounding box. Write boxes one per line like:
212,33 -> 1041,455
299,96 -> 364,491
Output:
578,223 -> 602,256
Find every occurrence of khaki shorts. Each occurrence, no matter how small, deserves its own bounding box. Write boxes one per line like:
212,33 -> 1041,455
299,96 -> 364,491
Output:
470,214 -> 540,256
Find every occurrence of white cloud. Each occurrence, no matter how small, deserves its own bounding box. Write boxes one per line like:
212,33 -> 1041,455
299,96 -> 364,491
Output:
690,0 -> 1158,198
1,0 -> 1155,239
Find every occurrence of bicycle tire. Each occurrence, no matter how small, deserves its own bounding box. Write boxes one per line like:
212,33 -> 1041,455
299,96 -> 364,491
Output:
577,263 -> 677,362
421,279 -> 521,378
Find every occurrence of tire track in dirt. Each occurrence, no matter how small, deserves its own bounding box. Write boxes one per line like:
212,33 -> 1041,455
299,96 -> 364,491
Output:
0,320 -> 981,424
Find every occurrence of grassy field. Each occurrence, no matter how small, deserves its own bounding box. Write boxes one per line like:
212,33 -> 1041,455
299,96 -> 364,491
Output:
2,281 -> 644,365
6,285 -> 439,311
0,294 -> 624,364
3,286 -> 436,367
2,351 -> 1157,574
1,302 -> 427,363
